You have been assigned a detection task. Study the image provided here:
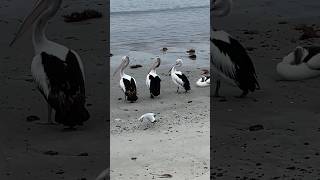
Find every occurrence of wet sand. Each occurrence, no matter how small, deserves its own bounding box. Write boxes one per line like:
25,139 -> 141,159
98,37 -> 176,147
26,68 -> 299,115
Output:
0,0 -> 108,179
212,0 -> 320,179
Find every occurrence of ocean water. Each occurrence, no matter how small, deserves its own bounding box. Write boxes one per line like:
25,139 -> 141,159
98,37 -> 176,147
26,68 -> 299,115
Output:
110,0 -> 210,67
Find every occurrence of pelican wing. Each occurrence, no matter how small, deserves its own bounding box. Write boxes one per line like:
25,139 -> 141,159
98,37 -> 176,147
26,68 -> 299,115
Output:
304,47 -> 320,69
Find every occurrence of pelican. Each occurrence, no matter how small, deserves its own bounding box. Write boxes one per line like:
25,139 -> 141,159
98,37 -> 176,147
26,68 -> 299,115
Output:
212,0 -> 233,17
170,58 -> 191,93
277,46 -> 320,80
113,56 -> 138,102
138,113 -> 156,123
146,57 -> 161,98
196,69 -> 211,87
211,30 -> 260,97
211,0 -> 259,97
10,0 -> 89,127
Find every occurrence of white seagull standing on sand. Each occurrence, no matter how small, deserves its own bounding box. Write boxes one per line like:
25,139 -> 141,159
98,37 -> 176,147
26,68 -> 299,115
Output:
113,56 -> 138,102
146,57 -> 161,98
170,58 -> 191,93
211,0 -> 260,98
138,113 -> 156,123
10,0 -> 89,127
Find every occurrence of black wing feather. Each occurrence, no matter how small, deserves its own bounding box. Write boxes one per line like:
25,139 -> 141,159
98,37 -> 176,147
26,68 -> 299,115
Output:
41,50 -> 89,127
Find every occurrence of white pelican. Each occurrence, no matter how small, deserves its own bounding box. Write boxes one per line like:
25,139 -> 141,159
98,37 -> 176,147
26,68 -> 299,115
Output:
277,46 -> 320,80
10,0 -> 89,127
138,113 -> 156,123
196,69 -> 211,87
113,56 -> 138,102
146,57 -> 161,98
211,30 -> 260,97
170,58 -> 191,93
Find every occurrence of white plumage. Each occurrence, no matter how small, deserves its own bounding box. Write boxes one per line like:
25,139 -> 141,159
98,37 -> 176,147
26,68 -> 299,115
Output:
114,56 -> 138,102
11,0 -> 89,127
277,46 -> 320,80
196,69 -> 211,87
146,57 -> 161,98
170,59 -> 191,93
138,113 -> 156,123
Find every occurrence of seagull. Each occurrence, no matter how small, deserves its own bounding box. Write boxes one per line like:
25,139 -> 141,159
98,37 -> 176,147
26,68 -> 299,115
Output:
138,113 -> 156,123
113,56 -> 138,102
146,57 -> 161,98
10,0 -> 89,127
170,58 -> 191,93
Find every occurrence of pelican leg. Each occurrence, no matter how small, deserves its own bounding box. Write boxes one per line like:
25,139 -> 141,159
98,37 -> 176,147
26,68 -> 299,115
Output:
48,104 -> 53,123
214,80 -> 221,97
36,104 -> 56,125
236,90 -> 248,98
150,94 -> 154,99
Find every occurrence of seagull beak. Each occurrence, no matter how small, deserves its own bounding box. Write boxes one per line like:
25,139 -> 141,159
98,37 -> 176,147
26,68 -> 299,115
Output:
10,0 -> 47,46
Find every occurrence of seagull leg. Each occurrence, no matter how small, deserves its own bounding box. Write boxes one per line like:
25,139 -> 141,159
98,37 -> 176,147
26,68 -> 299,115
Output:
176,87 -> 179,93
150,94 -> 154,98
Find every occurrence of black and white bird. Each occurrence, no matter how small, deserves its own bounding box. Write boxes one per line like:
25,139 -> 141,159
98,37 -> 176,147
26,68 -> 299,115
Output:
138,113 -> 156,123
113,56 -> 138,102
146,57 -> 161,98
196,69 -> 211,87
10,0 -> 89,127
170,58 -> 191,93
211,0 -> 259,97
211,30 -> 260,97
277,46 -> 320,80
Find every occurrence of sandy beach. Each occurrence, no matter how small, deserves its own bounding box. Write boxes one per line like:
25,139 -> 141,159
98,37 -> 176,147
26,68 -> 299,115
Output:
110,1 -> 210,179
110,64 -> 210,179
212,0 -> 320,179
0,0 -> 108,179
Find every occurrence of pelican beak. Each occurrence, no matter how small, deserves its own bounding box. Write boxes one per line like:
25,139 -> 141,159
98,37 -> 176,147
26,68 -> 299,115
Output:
113,60 -> 125,77
10,0 -> 47,46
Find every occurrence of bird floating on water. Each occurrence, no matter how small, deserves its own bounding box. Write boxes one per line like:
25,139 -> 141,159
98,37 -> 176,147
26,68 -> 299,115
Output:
113,56 -> 138,102
170,58 -> 191,93
146,57 -> 161,98
10,0 -> 89,127
138,113 -> 156,123
196,69 -> 211,87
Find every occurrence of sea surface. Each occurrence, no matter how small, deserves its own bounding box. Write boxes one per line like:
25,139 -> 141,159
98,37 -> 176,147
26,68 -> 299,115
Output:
110,0 -> 210,67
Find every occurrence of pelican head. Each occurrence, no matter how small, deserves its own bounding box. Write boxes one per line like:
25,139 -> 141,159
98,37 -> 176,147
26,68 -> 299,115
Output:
168,58 -> 183,74
293,46 -> 304,65
175,58 -> 183,67
10,0 -> 62,46
200,69 -> 210,76
113,56 -> 130,76
148,57 -> 161,73
212,0 -> 233,17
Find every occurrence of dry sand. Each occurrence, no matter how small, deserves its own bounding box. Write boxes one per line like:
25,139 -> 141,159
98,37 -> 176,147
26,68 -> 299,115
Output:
212,0 -> 320,179
110,63 -> 210,179
1,0 -> 108,179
